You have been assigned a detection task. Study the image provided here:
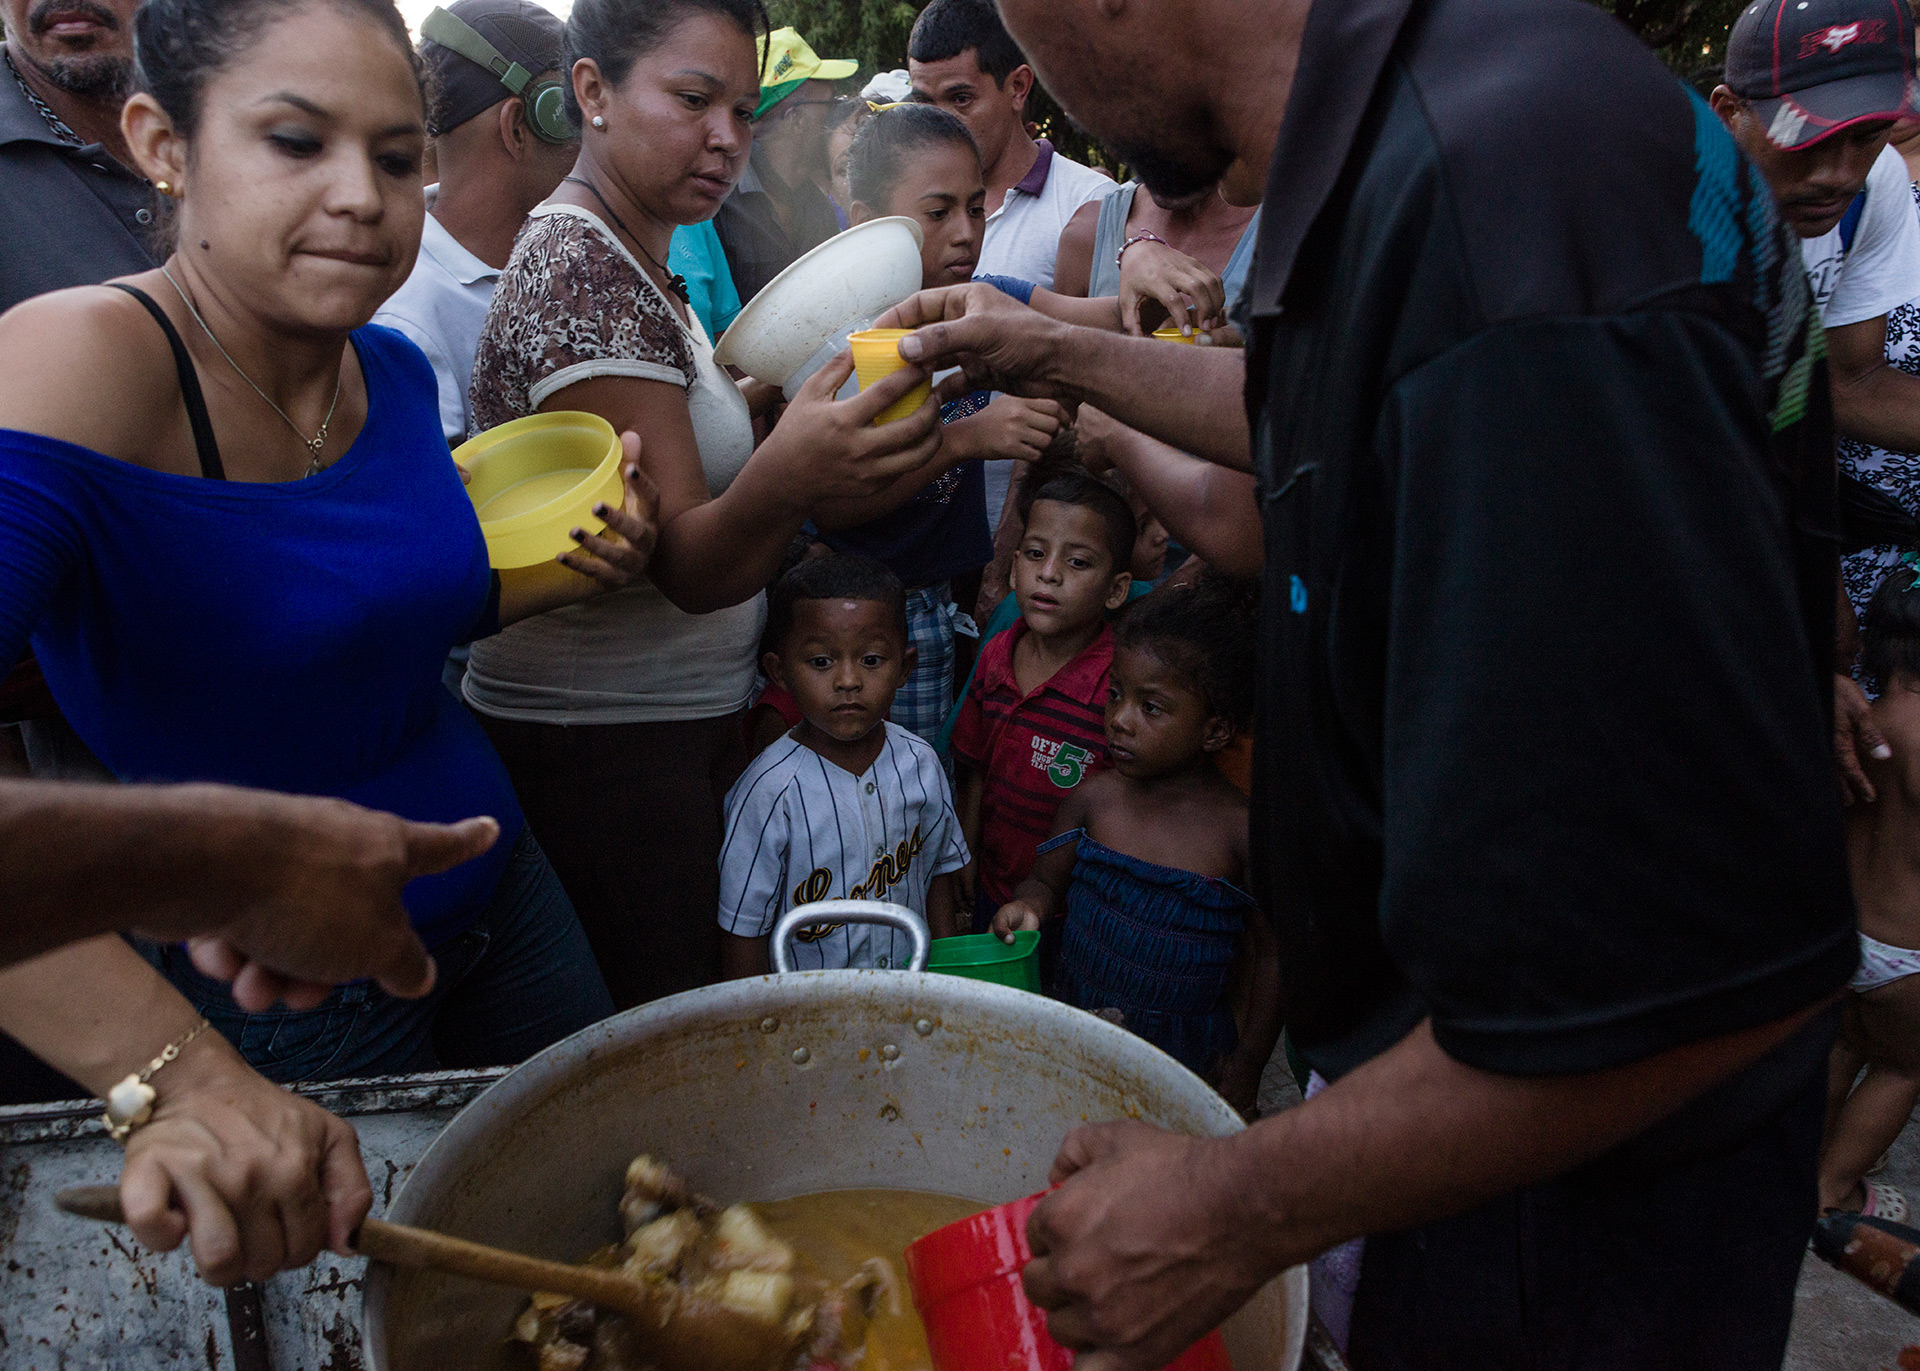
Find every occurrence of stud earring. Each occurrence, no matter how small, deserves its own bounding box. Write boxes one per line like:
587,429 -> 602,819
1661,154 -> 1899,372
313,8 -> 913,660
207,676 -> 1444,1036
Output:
591,115 -> 606,130
154,179 -> 172,196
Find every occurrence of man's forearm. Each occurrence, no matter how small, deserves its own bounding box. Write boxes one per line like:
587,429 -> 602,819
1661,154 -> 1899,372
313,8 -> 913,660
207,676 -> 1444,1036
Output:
1832,362 -> 1920,452
1090,418 -> 1263,574
1045,330 -> 1252,471
0,781 -> 264,966
1216,1006 -> 1828,1272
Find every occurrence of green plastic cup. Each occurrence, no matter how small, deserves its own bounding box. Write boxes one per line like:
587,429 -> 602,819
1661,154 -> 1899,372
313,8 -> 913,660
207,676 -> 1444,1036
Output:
926,931 -> 1043,993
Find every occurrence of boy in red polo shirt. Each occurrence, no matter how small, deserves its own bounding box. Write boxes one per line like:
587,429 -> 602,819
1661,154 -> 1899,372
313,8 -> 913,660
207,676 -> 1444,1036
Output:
949,471 -> 1137,934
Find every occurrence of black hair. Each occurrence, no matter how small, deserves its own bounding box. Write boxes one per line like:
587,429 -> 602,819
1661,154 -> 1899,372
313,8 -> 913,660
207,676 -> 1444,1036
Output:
907,0 -> 1027,86
847,102 -> 979,210
765,553 -> 909,656
825,94 -> 870,135
1023,468 -> 1137,572
1863,560 -> 1920,693
562,0 -> 770,124
1114,573 -> 1258,726
135,0 -> 425,139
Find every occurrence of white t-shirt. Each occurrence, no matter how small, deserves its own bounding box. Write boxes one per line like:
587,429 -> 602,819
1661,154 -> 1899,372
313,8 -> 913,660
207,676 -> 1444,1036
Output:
977,140 -> 1115,291
718,723 -> 970,970
371,187 -> 498,445
1802,144 -> 1920,328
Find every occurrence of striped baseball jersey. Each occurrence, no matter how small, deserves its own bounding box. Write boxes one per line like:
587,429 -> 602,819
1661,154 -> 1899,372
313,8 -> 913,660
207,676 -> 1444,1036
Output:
718,721 -> 970,969
950,621 -> 1113,907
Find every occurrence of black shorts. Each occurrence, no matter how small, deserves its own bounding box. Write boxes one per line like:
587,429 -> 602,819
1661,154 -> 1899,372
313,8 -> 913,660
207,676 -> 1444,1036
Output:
1348,1028 -> 1829,1371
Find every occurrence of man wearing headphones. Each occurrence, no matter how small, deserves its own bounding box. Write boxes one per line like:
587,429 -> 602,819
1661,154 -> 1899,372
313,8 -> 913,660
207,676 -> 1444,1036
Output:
373,0 -> 579,446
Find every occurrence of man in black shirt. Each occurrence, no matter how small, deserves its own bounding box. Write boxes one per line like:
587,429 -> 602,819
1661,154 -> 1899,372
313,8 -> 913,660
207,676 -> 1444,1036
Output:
883,0 -> 1855,1365
0,0 -> 153,313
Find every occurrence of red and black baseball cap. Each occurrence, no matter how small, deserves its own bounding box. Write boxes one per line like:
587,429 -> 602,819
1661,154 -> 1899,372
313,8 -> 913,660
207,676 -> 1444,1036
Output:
1726,0 -> 1920,149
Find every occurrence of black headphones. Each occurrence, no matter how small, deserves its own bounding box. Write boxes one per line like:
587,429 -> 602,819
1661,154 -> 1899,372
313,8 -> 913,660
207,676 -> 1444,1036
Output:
420,7 -> 576,145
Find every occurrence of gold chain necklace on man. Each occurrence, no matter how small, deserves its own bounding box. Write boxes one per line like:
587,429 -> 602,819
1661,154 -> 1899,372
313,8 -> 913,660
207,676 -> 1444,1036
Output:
160,264 -> 341,476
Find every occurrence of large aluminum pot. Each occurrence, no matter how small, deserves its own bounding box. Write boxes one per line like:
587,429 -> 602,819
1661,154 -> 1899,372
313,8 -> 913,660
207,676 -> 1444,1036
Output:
364,909 -> 1308,1371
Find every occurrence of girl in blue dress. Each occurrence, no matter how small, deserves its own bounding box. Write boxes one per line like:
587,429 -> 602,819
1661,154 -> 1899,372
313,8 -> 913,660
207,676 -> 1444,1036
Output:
993,575 -> 1281,1116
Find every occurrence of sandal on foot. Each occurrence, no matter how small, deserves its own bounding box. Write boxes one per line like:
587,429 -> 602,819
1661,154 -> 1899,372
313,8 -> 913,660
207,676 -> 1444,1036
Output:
1864,1179 -> 1910,1225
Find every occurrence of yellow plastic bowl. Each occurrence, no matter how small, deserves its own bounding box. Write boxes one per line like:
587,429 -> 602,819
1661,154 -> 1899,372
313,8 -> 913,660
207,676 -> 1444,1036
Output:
455,412 -> 623,570
1153,325 -> 1200,345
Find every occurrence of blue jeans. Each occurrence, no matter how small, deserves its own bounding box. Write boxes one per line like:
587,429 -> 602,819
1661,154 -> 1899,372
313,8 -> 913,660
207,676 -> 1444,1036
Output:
150,829 -> 614,1083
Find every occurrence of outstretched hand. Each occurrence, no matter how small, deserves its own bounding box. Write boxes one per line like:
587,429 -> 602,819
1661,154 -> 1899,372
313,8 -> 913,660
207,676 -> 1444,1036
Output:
959,395 -> 1070,463
154,788 -> 501,1011
764,349 -> 946,502
874,285 -> 1078,404
1116,239 -> 1227,337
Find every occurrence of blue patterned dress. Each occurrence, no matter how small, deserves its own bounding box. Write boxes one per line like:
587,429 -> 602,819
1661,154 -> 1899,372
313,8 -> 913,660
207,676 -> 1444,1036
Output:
1045,829 -> 1257,1077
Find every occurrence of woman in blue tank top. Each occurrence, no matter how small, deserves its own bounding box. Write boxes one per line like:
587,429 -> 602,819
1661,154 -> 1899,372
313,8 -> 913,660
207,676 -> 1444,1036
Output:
0,0 -> 648,1096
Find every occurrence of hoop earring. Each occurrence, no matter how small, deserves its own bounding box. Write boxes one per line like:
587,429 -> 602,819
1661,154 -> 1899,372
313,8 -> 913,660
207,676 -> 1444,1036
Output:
591,115 -> 606,130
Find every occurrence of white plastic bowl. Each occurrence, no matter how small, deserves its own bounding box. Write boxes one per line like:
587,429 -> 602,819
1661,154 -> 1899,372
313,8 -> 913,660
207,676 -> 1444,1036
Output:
713,215 -> 925,390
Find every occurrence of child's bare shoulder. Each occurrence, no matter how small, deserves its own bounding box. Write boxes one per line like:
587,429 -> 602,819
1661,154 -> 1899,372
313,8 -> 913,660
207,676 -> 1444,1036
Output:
1194,767 -> 1250,819
1074,769 -> 1129,812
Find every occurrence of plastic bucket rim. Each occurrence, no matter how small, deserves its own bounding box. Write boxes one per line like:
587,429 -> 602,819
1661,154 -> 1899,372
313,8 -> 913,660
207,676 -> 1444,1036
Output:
459,412 -> 622,537
925,930 -> 1042,969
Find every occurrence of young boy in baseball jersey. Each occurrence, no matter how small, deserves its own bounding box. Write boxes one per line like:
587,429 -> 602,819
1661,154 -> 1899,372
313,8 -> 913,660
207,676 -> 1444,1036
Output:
718,555 -> 970,974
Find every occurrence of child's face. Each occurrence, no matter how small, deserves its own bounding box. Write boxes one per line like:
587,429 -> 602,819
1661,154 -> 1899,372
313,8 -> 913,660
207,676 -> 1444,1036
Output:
1105,643 -> 1229,779
828,116 -> 863,208
881,140 -> 987,288
1130,506 -> 1169,583
765,598 -> 915,746
1012,500 -> 1133,640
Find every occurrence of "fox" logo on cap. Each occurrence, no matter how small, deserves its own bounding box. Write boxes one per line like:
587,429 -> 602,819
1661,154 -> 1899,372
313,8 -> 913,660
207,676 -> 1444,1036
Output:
1798,20 -> 1889,58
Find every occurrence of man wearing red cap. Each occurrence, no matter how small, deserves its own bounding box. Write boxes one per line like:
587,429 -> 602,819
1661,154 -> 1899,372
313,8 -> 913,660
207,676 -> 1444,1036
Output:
1712,0 -> 1920,804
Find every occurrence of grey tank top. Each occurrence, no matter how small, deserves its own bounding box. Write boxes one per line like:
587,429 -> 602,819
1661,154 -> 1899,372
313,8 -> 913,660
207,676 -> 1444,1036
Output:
1087,183 -> 1141,298
1087,181 -> 1263,310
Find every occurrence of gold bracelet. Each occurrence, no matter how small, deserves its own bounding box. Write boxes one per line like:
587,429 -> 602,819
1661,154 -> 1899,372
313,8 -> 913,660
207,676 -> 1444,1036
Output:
102,1018 -> 213,1144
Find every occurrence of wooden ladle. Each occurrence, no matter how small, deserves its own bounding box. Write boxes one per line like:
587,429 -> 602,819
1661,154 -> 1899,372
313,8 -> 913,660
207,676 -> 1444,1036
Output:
54,1184 -> 800,1371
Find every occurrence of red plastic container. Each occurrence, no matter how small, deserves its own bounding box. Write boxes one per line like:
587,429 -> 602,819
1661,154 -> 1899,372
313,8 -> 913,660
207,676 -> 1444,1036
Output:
904,1192 -> 1233,1371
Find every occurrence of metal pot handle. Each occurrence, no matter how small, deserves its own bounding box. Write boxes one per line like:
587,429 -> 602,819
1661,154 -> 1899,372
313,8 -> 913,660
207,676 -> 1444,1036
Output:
769,900 -> 930,974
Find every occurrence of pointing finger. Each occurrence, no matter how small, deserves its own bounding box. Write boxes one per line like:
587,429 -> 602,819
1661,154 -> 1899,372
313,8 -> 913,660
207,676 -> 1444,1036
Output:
402,816 -> 500,879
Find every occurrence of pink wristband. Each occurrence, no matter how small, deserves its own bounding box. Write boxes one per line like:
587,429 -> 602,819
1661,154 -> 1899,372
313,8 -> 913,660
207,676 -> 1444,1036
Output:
1116,231 -> 1168,269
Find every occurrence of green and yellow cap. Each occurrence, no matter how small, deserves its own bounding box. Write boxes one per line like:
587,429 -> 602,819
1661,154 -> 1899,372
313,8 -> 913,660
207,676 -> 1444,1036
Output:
754,27 -> 858,119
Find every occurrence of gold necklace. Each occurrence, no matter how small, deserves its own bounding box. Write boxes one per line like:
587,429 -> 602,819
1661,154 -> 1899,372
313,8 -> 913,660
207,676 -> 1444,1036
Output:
160,264 -> 341,477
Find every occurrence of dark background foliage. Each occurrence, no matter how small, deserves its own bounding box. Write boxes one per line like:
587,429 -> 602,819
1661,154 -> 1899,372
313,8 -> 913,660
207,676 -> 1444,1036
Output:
764,0 -> 1118,168
1595,0 -> 1746,75
767,0 -> 1747,169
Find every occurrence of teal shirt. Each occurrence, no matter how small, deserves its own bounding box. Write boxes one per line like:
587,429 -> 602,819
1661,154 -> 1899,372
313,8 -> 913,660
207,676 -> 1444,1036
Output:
669,220 -> 743,345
